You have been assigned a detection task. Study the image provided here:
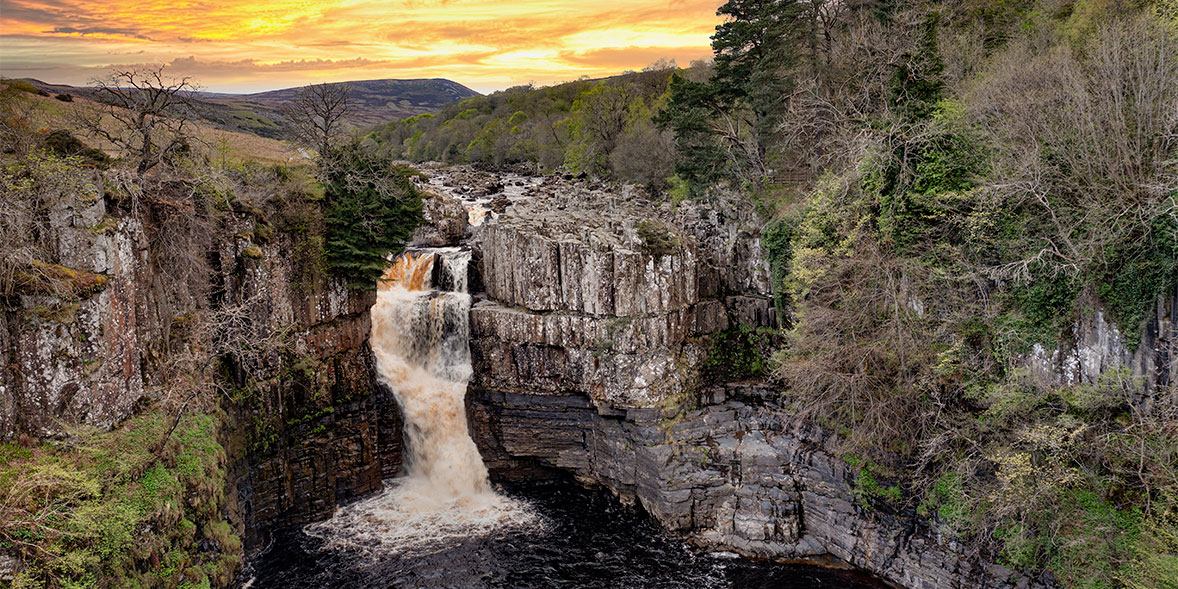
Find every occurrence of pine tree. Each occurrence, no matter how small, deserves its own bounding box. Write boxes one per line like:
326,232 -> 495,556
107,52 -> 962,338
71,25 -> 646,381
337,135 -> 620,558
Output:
322,143 -> 423,285
657,0 -> 817,192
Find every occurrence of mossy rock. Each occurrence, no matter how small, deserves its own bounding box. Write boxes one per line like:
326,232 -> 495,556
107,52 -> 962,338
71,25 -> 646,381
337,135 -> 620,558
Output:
255,222 -> 274,243
242,245 -> 264,260
636,219 -> 682,257
12,261 -> 109,298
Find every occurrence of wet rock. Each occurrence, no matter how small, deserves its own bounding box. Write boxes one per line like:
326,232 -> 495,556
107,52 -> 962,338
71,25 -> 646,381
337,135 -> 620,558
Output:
471,387 -> 1048,589
414,190 -> 468,246
488,194 -> 510,214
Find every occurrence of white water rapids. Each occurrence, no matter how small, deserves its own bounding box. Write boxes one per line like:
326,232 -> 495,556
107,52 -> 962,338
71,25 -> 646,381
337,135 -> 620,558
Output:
305,248 -> 537,553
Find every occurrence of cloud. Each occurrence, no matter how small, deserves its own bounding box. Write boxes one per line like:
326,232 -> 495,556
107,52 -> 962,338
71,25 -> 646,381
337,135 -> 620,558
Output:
560,46 -> 712,70
49,26 -> 152,40
0,0 -> 725,92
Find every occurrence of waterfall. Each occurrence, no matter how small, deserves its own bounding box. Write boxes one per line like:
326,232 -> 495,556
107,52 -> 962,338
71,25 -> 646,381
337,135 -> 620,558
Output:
305,247 -> 535,554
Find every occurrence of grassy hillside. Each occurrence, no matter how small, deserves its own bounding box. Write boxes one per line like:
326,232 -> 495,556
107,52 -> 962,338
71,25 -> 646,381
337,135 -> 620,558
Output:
21,77 -> 479,140
4,78 -> 300,163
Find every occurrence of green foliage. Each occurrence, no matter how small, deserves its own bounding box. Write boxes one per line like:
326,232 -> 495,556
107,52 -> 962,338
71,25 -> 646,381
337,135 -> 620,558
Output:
43,130 -> 110,169
760,216 -> 796,324
707,324 -> 781,380
765,5 -> 1177,587
887,12 -> 945,121
372,70 -> 676,187
1,412 -> 240,588
845,456 -> 903,509
321,142 -> 423,285
1095,201 -> 1178,350
711,0 -> 809,135
655,74 -> 730,193
918,470 -> 970,527
996,267 -> 1080,358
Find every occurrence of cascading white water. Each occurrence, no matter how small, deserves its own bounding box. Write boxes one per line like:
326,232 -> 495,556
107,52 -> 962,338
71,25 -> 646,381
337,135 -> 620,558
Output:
305,248 -> 536,553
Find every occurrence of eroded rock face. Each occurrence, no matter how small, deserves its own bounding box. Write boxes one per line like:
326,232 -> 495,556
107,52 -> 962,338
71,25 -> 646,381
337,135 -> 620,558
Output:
470,388 -> 1046,589
1025,288 -> 1177,396
459,172 -> 775,408
0,185 -> 402,551
0,193 -> 146,438
453,171 -> 1049,588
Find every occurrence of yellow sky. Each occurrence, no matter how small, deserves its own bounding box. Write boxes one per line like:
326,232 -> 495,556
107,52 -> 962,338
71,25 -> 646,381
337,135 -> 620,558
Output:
0,0 -> 722,93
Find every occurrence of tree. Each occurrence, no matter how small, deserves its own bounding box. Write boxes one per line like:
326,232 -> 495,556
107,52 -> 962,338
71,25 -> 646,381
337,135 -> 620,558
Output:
77,65 -> 197,175
321,141 -> 423,284
285,82 -> 353,159
657,0 -> 813,190
655,74 -> 731,190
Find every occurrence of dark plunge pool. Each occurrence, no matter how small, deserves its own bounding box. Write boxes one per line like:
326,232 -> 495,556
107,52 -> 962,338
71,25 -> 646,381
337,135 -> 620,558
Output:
242,480 -> 887,589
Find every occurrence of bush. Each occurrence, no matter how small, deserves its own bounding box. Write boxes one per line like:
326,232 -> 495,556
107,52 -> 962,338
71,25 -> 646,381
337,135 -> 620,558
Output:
43,129 -> 111,168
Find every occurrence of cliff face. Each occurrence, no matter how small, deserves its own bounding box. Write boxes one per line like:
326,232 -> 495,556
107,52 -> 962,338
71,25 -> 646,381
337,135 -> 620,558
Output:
448,172 -> 1178,588
1024,289 -> 1177,395
0,185 -> 402,550
472,387 -> 1045,589
0,191 -> 147,438
217,248 -> 402,548
467,179 -> 775,409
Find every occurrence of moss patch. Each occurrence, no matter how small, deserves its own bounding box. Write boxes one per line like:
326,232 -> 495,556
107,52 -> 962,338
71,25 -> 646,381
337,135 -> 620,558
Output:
12,261 -> 109,298
0,411 -> 240,588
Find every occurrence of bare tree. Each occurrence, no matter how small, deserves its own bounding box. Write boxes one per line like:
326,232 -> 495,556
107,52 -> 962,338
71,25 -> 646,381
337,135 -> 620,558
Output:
76,65 -> 198,175
284,82 -> 353,159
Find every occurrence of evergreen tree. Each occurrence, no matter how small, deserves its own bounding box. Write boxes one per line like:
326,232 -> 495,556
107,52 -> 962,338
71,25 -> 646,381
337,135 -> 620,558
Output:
654,74 -> 730,191
658,0 -> 817,192
322,142 -> 423,285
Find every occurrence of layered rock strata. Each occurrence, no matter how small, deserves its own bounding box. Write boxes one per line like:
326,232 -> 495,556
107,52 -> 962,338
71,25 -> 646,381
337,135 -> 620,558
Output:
458,171 -> 1055,588
470,387 -> 1044,589
466,176 -> 775,409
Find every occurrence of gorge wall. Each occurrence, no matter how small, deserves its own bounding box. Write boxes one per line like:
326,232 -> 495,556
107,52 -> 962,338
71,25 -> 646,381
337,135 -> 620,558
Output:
448,169 -> 1176,589
5,164 -> 1171,588
0,185 -> 402,550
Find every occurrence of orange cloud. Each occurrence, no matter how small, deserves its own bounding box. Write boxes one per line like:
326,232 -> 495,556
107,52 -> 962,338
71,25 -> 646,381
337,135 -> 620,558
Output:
0,0 -> 723,93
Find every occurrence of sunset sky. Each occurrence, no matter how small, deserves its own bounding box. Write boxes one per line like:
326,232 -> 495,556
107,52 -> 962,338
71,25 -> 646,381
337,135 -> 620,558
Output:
0,0 -> 723,94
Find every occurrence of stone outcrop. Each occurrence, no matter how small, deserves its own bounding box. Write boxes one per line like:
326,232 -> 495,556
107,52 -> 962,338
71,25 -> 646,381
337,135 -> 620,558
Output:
455,171 -> 1051,588
0,189 -> 146,438
1026,288 -> 1177,395
463,174 -> 774,408
0,183 -> 403,552
471,386 -> 1045,589
218,243 -> 403,549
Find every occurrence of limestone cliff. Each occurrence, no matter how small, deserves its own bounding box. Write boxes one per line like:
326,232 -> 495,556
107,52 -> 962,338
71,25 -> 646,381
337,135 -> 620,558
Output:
464,174 -> 775,409
447,171 -> 1070,588
0,180 -> 402,552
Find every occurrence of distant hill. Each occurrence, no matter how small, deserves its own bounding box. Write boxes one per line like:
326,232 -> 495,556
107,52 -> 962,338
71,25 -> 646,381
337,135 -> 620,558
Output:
22,77 -> 480,140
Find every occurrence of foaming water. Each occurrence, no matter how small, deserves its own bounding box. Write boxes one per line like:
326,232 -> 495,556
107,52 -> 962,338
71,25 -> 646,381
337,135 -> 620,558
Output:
306,248 -> 536,555
248,479 -> 890,588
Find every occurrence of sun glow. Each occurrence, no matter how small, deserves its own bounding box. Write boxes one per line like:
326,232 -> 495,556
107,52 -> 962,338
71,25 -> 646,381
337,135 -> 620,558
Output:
0,0 -> 722,93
